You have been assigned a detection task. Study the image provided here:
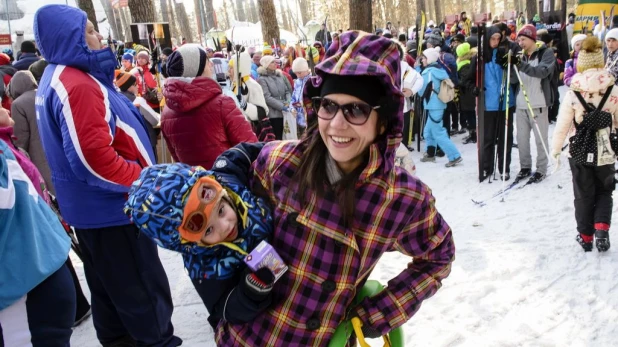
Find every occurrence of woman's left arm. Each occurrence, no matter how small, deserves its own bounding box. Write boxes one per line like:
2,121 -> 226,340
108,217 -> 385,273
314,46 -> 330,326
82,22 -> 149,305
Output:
352,185 -> 455,335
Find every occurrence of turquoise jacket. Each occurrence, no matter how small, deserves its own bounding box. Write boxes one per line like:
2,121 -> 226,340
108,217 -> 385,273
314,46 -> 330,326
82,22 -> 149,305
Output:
418,64 -> 449,111
0,140 -> 70,310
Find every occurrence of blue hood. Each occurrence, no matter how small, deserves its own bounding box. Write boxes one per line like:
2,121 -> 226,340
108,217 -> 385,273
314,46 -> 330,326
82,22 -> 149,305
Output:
34,5 -> 116,86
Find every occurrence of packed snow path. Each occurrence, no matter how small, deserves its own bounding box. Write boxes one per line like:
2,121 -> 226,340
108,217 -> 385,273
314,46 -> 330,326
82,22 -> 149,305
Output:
70,121 -> 618,346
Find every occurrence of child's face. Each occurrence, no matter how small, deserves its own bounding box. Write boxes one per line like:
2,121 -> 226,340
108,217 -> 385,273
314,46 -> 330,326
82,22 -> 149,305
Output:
122,59 -> 132,69
296,70 -> 310,79
200,198 -> 238,245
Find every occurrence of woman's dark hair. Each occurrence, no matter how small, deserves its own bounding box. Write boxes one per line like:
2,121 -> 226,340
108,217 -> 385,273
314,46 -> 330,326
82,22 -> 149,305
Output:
292,96 -> 390,227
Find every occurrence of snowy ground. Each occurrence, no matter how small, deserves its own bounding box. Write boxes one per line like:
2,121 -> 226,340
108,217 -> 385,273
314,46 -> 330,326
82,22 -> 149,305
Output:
70,103 -> 618,346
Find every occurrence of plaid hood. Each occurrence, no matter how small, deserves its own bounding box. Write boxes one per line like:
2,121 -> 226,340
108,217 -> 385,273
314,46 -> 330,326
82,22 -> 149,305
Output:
303,30 -> 404,174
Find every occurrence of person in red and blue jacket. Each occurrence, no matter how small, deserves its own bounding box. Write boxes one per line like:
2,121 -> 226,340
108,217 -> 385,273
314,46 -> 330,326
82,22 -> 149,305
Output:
216,30 -> 455,347
34,5 -> 181,347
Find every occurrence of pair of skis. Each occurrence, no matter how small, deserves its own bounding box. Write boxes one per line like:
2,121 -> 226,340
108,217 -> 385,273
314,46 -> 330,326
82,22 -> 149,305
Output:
410,11 -> 426,151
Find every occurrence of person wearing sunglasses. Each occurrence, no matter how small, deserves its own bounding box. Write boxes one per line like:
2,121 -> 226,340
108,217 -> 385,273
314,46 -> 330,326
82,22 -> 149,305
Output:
125,142 -> 277,330
216,31 -> 455,346
418,46 -> 463,166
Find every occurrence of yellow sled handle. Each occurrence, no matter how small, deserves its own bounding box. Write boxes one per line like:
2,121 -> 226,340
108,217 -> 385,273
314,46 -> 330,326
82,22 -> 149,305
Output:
329,280 -> 404,347
351,316 -> 392,347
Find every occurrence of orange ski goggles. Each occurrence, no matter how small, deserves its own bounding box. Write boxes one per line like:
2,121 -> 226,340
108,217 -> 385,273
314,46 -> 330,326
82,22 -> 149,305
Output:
178,176 -> 225,242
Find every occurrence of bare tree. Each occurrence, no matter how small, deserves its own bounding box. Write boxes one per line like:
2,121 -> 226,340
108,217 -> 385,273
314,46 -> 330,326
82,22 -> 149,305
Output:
434,0 -> 443,24
297,0 -> 309,25
160,0 -> 169,22
249,0 -> 259,23
236,0 -> 246,21
112,7 -> 125,41
129,0 -> 156,22
204,0 -> 217,29
349,0 -> 372,32
121,7 -> 133,42
525,0 -> 535,21
77,0 -> 99,31
168,0 -> 180,42
258,0 -> 280,46
100,0 -> 121,39
175,1 -> 194,42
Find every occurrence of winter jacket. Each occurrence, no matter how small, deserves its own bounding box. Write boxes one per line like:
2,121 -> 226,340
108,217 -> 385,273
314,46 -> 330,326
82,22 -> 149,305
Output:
457,49 -> 477,112
257,67 -> 292,119
563,51 -> 578,86
34,4 -> 155,228
134,63 -> 160,109
552,69 -> 618,165
418,64 -> 449,111
9,71 -> 53,195
605,49 -> 618,84
161,76 -> 257,170
400,61 -> 423,112
0,127 -> 48,200
0,139 -> 70,311
470,49 -> 517,111
250,62 -> 259,80
125,142 -> 272,328
12,52 -> 40,71
231,52 -> 269,122
314,29 -> 332,46
216,31 -> 455,346
291,75 -> 310,127
517,44 -> 555,109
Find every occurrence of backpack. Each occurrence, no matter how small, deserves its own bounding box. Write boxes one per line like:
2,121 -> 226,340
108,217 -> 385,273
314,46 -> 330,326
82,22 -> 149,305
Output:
570,86 -> 618,166
427,71 -> 455,103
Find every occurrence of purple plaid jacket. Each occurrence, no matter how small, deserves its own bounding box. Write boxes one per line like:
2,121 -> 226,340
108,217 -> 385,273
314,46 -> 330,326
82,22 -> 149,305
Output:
216,31 -> 455,346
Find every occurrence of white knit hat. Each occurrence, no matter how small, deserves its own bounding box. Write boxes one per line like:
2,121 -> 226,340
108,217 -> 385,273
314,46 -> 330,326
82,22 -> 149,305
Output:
291,57 -> 309,73
606,28 -> 618,42
423,46 -> 441,65
260,55 -> 276,68
571,33 -> 587,48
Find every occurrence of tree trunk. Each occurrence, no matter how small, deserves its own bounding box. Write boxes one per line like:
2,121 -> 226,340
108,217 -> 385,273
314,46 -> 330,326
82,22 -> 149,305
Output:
349,0 -> 372,32
112,7 -> 125,41
175,1 -> 194,42
418,0 -> 426,14
278,0 -> 288,31
525,0 -> 536,21
121,7 -> 133,42
236,0 -> 246,22
479,0 -> 486,14
249,0 -> 258,23
434,0 -> 442,25
222,0 -> 232,29
168,0 -> 180,43
258,0 -> 280,46
160,0 -> 169,22
204,0 -> 217,29
297,0 -> 309,25
77,0 -> 98,31
129,0 -> 156,22
194,0 -> 204,35
100,0 -> 121,39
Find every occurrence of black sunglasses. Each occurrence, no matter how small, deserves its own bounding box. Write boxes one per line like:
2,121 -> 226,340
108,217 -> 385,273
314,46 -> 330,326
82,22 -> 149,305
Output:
311,97 -> 380,125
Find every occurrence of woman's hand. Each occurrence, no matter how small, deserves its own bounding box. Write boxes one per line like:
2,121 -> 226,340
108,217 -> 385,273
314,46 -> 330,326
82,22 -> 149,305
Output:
402,88 -> 413,98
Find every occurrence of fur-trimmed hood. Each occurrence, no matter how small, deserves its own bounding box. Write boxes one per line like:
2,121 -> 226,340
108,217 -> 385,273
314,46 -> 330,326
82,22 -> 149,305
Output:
257,66 -> 283,77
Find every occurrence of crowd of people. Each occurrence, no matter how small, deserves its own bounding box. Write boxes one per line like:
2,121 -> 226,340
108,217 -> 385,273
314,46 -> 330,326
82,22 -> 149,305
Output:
0,3 -> 616,347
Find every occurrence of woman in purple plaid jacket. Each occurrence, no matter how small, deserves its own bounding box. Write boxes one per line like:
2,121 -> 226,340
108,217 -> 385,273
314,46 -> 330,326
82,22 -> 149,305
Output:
216,31 -> 456,346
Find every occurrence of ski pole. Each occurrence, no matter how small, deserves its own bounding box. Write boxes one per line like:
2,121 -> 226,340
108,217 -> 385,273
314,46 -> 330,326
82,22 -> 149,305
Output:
512,65 -> 552,162
501,50 -> 512,201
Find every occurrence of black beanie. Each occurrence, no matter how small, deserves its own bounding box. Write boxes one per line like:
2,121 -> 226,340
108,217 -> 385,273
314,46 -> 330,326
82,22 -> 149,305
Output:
320,74 -> 385,107
21,41 -> 36,54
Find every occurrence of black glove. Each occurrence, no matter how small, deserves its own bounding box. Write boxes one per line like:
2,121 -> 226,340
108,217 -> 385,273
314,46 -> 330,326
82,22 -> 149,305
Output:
241,267 -> 275,302
354,316 -> 382,339
472,87 -> 479,96
237,95 -> 247,110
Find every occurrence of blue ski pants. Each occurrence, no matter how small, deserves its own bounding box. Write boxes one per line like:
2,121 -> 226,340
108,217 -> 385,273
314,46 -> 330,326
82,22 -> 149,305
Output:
424,110 -> 461,161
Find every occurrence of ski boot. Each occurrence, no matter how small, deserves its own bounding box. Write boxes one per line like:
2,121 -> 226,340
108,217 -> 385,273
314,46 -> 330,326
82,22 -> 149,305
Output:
463,130 -> 477,144
501,172 -> 510,181
514,168 -> 531,183
527,172 -> 545,184
445,157 -> 463,167
595,223 -> 610,252
421,146 -> 436,162
576,234 -> 593,252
